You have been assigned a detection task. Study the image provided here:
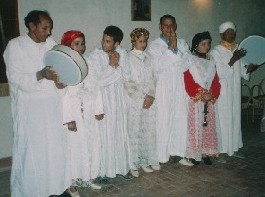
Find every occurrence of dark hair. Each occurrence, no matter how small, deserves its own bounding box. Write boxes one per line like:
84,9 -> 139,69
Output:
103,25 -> 123,44
191,31 -> 212,52
160,14 -> 176,25
24,10 -> 52,29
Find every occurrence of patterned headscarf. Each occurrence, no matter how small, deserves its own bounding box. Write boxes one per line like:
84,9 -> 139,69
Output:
191,31 -> 212,52
130,28 -> 150,44
61,30 -> 85,47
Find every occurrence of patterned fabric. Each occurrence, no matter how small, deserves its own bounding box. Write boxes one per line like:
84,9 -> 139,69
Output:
184,55 -> 220,161
126,49 -> 158,169
186,100 -> 219,161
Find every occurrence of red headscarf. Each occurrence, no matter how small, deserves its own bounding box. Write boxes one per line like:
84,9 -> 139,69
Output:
61,30 -> 85,47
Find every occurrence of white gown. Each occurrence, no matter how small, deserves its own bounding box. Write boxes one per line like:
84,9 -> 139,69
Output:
88,45 -> 131,178
148,37 -> 190,162
210,44 -> 249,156
63,57 -> 103,186
125,49 -> 159,169
3,34 -> 70,197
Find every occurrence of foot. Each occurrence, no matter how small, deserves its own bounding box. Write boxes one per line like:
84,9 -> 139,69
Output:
49,191 -> 72,197
214,157 -> 227,163
130,169 -> 139,177
232,151 -> 246,159
179,158 -> 194,166
191,159 -> 200,165
142,166 -> 154,172
151,164 -> 161,171
202,157 -> 212,165
117,173 -> 134,180
96,176 -> 111,184
68,187 -> 80,197
91,183 -> 102,190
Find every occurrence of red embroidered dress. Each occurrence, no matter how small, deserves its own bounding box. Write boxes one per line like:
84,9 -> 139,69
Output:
184,55 -> 221,161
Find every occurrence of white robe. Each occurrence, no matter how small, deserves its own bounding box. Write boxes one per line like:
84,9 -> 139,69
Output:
88,45 -> 131,178
210,44 -> 249,156
63,57 -> 103,185
3,34 -> 70,197
148,37 -> 190,162
125,49 -> 158,169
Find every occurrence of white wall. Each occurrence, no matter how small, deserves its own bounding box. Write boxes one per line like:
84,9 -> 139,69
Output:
17,0 -> 265,86
1,0 -> 265,159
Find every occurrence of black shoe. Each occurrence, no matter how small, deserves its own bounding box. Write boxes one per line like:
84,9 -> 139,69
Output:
96,176 -> 111,184
171,156 -> 182,163
49,191 -> 71,197
191,159 -> 200,165
117,174 -> 134,180
202,157 -> 212,165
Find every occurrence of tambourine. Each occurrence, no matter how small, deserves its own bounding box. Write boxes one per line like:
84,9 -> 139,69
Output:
44,44 -> 88,86
238,35 -> 265,65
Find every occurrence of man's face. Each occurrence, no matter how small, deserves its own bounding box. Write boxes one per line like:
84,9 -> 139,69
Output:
159,18 -> 177,38
29,15 -> 53,43
221,28 -> 236,43
101,34 -> 118,53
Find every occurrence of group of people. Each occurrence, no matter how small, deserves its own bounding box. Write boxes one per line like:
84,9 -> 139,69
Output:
3,10 -> 259,197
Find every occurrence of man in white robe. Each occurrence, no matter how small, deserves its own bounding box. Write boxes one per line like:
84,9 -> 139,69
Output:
148,15 -> 192,165
210,21 -> 259,158
3,10 -> 70,197
88,26 -> 131,178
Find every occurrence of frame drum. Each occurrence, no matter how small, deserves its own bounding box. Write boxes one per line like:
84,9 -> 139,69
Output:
44,44 -> 88,85
238,35 -> 265,65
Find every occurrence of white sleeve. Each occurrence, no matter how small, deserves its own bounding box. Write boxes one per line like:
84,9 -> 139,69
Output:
88,51 -> 122,86
4,40 -> 48,92
240,61 -> 250,81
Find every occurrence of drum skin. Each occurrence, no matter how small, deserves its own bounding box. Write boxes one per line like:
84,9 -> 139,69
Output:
238,35 -> 265,65
44,44 -> 88,85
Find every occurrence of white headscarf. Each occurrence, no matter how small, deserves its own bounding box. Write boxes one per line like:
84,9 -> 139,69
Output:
219,21 -> 236,33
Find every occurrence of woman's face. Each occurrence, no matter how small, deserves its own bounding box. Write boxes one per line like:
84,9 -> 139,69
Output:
71,37 -> 86,54
196,39 -> 211,54
134,35 -> 147,51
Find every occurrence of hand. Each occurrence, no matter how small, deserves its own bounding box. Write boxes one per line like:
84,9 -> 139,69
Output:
95,114 -> 104,120
42,66 -> 59,80
201,92 -> 212,103
67,121 -> 77,132
143,95 -> 155,109
228,48 -> 247,66
54,81 -> 67,89
109,51 -> 120,68
246,64 -> 259,73
168,29 -> 177,50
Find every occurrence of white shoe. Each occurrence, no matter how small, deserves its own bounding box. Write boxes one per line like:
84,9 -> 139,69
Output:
68,188 -> 80,197
130,169 -> 139,177
179,158 -> 194,166
151,164 -> 161,171
90,183 -> 102,190
142,166 -> 154,172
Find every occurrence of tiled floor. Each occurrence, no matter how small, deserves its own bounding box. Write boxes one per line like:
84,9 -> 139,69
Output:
1,113 -> 264,197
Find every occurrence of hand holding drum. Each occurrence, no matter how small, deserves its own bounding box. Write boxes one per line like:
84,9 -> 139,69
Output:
44,44 -> 88,86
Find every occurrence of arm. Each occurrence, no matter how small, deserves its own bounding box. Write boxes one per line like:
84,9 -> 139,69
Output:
88,51 -> 121,86
148,41 -> 183,74
210,48 -> 233,80
210,72 -> 221,100
4,38 -> 60,92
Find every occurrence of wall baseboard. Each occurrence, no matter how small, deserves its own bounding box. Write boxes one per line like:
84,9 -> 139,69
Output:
0,156 -> 12,172
0,83 -> 9,97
